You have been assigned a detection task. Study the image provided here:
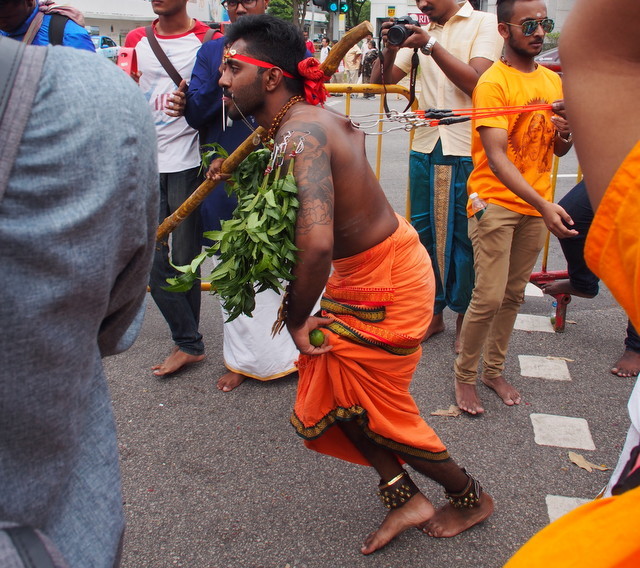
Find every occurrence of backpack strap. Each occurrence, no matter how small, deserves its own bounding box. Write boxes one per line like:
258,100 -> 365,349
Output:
0,37 -> 24,121
3,527 -> 56,568
0,38 -> 46,202
145,25 -> 183,87
48,13 -> 69,46
203,28 -> 215,43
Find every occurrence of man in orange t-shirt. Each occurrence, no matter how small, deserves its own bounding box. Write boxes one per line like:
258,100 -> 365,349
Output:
453,0 -> 576,415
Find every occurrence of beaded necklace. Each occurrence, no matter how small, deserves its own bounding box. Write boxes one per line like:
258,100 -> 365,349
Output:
263,95 -> 305,146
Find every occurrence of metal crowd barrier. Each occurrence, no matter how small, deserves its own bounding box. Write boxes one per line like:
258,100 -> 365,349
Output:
187,82 -> 579,333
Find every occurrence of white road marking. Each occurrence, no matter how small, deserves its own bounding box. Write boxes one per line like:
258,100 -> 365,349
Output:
515,313 -> 555,333
545,494 -> 592,523
530,413 -> 596,450
519,355 -> 571,381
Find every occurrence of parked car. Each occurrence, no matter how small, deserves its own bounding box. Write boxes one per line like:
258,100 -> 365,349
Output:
535,46 -> 561,75
92,35 -> 120,62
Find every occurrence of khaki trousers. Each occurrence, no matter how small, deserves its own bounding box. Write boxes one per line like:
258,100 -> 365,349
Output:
454,204 -> 546,384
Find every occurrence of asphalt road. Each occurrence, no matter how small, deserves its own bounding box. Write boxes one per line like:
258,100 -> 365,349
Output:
104,96 -> 635,568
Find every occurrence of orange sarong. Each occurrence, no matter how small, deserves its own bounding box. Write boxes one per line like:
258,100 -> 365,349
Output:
290,215 -> 450,466
585,141 -> 640,332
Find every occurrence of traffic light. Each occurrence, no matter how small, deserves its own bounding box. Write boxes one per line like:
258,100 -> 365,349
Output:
319,0 -> 349,12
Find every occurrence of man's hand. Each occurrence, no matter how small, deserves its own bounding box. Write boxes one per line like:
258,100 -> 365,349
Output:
539,201 -> 579,238
287,316 -> 334,355
164,79 -> 187,117
551,99 -> 571,140
380,20 -> 430,51
205,157 -> 231,182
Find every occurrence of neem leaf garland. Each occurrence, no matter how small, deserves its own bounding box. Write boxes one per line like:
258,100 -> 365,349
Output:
165,142 -> 299,323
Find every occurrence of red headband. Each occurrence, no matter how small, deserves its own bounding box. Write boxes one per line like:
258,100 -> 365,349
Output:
224,47 -> 328,106
224,50 -> 295,78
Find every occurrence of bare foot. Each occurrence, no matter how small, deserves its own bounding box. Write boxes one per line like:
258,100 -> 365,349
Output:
455,380 -> 484,415
421,492 -> 494,538
361,493 -> 436,555
611,349 -> 640,377
481,375 -> 521,406
541,279 -> 595,298
455,313 -> 464,354
422,312 -> 444,343
217,371 -> 247,392
151,346 -> 205,376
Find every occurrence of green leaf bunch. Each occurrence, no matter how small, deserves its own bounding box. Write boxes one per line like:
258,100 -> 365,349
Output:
165,145 -> 299,322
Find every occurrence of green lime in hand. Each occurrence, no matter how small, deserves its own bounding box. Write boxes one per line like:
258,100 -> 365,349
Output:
309,329 -> 325,347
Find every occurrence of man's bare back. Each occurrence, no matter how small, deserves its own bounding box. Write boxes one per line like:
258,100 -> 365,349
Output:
282,104 -> 399,260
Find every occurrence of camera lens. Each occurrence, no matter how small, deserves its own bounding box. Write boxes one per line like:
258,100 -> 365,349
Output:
387,23 -> 413,46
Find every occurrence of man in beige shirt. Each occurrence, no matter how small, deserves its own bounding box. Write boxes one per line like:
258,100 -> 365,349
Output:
343,41 -> 362,95
372,0 -> 502,352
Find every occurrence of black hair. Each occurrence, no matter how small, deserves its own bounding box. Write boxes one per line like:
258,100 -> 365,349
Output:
225,15 -> 306,93
496,0 -> 517,23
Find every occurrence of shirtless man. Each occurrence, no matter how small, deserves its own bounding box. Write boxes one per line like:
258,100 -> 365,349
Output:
218,14 -> 493,554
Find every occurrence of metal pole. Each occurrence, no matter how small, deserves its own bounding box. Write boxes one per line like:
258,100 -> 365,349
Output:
310,2 -> 315,38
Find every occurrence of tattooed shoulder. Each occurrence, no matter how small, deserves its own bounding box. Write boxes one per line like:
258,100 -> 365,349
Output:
276,120 -> 333,235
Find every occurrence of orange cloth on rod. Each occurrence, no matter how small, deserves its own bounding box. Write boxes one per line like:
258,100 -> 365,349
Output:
504,486 -> 640,567
290,215 -> 450,466
585,141 -> 640,332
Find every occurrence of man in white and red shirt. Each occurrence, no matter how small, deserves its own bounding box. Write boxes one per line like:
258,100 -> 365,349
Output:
126,0 -> 210,376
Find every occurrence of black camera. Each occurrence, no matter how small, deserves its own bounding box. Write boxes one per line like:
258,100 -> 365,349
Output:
386,16 -> 419,46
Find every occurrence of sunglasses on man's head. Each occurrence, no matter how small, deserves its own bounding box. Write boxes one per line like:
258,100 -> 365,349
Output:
222,0 -> 258,8
504,18 -> 555,36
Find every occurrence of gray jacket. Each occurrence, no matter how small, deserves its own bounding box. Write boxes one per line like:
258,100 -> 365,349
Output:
0,43 -> 159,568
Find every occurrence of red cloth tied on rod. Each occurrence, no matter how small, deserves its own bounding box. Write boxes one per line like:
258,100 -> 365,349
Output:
297,57 -> 329,106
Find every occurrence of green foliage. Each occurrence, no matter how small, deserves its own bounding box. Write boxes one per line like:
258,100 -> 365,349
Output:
543,31 -> 560,50
346,0 -> 370,29
164,144 -> 300,322
267,0 -> 294,21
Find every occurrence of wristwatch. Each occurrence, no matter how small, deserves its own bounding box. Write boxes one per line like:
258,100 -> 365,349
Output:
420,37 -> 437,56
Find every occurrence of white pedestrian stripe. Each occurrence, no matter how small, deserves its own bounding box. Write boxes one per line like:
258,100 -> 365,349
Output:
530,413 -> 596,450
545,495 -> 592,523
515,313 -> 555,333
524,282 -> 544,297
519,355 -> 571,381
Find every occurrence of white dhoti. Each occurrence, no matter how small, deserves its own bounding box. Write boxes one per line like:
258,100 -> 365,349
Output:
221,287 -> 298,380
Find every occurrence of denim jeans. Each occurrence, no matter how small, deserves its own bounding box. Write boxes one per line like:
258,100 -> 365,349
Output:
557,181 -> 599,297
558,181 -> 639,353
149,167 -> 204,355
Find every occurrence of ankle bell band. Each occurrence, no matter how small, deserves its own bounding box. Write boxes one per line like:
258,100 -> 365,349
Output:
445,471 -> 482,509
377,471 -> 419,509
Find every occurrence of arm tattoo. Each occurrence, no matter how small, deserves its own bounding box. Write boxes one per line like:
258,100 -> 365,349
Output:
276,122 -> 334,236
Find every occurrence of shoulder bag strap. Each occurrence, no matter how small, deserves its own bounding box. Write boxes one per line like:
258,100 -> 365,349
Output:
3,527 -> 56,568
145,25 -> 183,86
48,13 -> 69,46
203,28 -> 215,43
0,37 -> 46,202
22,11 -> 44,45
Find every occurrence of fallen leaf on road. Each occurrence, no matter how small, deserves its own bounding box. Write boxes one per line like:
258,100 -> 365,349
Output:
568,451 -> 610,472
431,405 -> 463,417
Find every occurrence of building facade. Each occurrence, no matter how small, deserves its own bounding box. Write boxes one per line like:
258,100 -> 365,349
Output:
369,0 -> 575,37
69,0 -> 222,45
